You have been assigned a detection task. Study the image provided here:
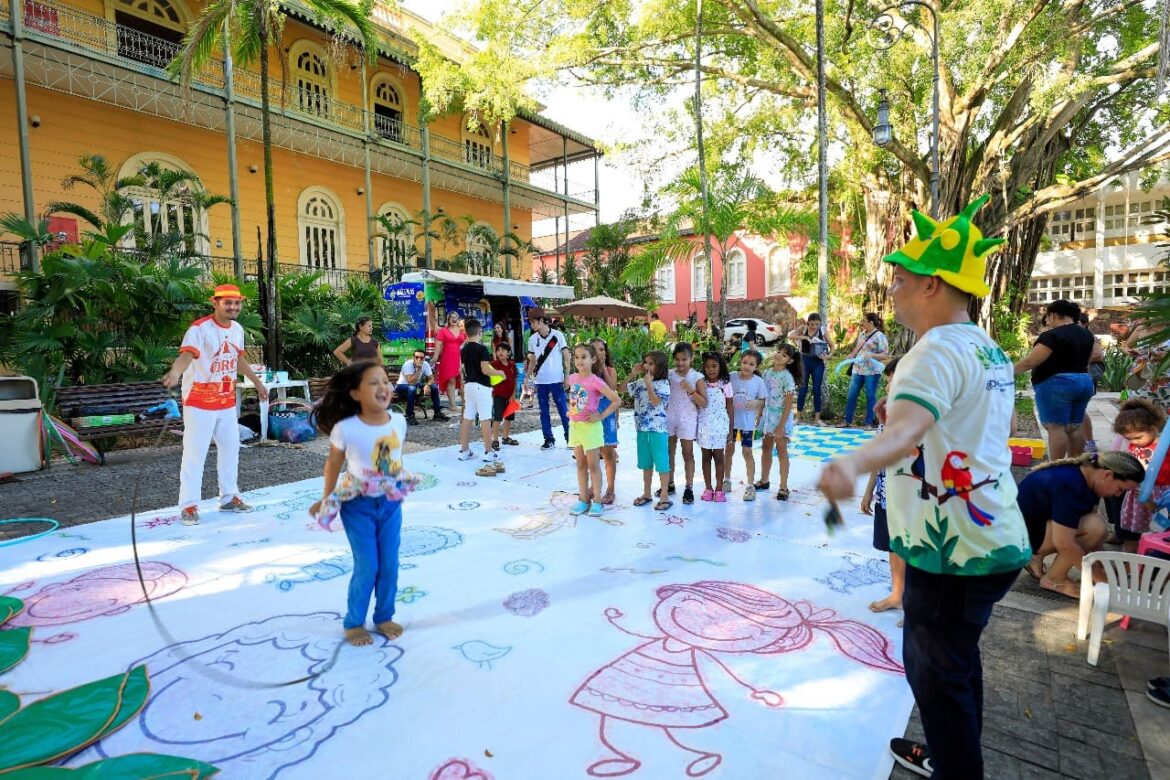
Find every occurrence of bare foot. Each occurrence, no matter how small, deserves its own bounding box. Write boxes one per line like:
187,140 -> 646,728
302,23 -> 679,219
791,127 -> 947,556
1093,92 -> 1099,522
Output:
375,620 -> 404,640
1025,556 -> 1045,580
1040,577 -> 1078,599
868,595 -> 902,613
345,626 -> 373,646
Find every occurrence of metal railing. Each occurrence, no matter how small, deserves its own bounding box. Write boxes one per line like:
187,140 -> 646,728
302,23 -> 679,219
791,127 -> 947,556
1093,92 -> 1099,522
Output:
0,241 -> 29,275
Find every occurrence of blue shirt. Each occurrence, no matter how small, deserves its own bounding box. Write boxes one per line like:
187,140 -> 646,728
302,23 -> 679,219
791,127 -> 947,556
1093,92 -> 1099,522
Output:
1016,464 -> 1098,549
627,377 -> 671,434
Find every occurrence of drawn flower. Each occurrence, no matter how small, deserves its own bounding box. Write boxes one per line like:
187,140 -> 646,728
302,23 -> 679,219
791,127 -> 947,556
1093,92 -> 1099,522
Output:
502,588 -> 549,617
716,527 -> 751,543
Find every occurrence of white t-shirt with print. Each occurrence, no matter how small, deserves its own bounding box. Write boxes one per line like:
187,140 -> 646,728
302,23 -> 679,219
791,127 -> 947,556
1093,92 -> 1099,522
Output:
527,329 -> 569,385
328,414 -> 409,482
179,315 -> 246,411
885,323 -> 1030,576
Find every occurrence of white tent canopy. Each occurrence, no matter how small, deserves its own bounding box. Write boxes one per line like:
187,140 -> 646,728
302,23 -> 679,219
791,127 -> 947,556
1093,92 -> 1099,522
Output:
399,269 -> 575,300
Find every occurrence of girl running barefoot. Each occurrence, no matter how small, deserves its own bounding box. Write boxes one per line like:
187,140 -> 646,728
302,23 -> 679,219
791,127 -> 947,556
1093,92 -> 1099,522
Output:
758,344 -> 802,500
697,352 -> 733,502
567,343 -> 622,517
310,361 -> 418,647
591,337 -> 620,505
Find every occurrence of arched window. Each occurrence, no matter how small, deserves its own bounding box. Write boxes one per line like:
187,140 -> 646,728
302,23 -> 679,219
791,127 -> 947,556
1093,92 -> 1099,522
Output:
371,77 -> 405,143
464,120 -> 493,170
766,245 -> 791,296
725,248 -> 746,298
109,0 -> 188,68
117,152 -> 208,254
298,187 -> 345,270
691,253 -> 707,302
655,264 -> 676,304
291,41 -> 331,118
464,222 -> 495,274
377,203 -> 413,271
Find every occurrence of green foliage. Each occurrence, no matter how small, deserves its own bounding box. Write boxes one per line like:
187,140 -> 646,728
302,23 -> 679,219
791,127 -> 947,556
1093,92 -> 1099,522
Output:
566,323 -> 663,394
1102,345 -> 1136,393
577,220 -> 657,307
990,289 -> 1033,361
0,597 -> 217,777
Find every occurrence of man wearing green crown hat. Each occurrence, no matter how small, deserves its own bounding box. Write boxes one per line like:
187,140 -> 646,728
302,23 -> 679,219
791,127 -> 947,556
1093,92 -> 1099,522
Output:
818,195 -> 1030,778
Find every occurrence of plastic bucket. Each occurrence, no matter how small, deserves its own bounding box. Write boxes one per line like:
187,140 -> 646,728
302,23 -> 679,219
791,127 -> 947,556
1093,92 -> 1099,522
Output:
1010,445 -> 1033,467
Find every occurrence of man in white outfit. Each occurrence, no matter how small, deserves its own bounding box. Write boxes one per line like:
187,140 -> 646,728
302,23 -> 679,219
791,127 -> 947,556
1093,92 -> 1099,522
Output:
162,284 -> 267,526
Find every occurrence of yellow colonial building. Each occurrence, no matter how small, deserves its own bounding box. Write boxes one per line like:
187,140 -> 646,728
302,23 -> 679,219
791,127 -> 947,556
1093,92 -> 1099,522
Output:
0,0 -> 599,301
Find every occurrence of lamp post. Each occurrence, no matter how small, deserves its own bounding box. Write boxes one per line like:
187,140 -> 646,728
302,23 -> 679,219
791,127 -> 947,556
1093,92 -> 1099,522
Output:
867,1 -> 940,219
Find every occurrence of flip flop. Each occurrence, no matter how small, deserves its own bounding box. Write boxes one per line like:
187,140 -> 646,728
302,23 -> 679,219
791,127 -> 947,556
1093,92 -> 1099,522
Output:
775,488 -> 790,501
1040,577 -> 1079,599
632,496 -> 653,507
654,500 -> 674,511
1025,558 -> 1045,580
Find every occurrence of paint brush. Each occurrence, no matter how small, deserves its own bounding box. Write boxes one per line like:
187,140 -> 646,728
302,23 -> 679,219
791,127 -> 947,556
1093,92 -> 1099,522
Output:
823,496 -> 845,536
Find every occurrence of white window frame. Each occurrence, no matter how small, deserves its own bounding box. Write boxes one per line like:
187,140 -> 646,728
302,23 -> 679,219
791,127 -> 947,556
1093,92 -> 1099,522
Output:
765,245 -> 791,296
725,248 -> 746,299
655,264 -> 675,303
290,40 -> 332,119
377,202 -> 413,270
116,151 -> 209,254
691,254 -> 707,302
298,186 -> 345,269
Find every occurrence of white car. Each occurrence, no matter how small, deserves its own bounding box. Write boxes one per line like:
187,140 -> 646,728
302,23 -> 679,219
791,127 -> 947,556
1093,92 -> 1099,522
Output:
723,318 -> 782,346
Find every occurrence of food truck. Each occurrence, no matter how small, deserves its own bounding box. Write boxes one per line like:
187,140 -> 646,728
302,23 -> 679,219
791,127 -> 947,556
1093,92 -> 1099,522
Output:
383,270 -> 575,367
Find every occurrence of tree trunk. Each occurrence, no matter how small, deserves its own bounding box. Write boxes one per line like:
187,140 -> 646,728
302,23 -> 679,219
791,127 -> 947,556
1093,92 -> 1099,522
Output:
694,0 -> 714,337
259,26 -> 282,370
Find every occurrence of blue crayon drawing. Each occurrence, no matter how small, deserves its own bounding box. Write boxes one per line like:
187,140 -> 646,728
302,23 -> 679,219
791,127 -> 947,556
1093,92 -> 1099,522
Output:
453,640 -> 512,670
266,554 -> 352,591
815,554 -> 891,594
36,548 -> 88,562
400,526 -> 463,558
503,559 -> 545,575
395,586 -> 426,604
81,612 -> 402,780
230,538 -> 272,548
447,501 -> 480,511
272,489 -> 321,522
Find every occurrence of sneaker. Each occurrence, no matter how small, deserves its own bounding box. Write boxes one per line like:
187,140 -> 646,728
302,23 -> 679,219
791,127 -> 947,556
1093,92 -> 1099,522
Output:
1148,677 -> 1170,693
722,478 -> 732,493
475,462 -> 498,477
569,500 -> 589,516
1149,686 -> 1170,709
492,460 -> 506,474
219,497 -> 253,513
714,491 -> 727,503
1085,439 -> 1098,454
433,412 -> 450,422
492,440 -> 500,451
541,440 -> 556,451
743,486 -> 756,502
889,739 -> 933,778
405,415 -> 418,426
668,483 -> 676,494
180,506 -> 200,526
701,488 -> 715,502
458,449 -> 476,461
587,502 -> 604,517
682,487 -> 694,505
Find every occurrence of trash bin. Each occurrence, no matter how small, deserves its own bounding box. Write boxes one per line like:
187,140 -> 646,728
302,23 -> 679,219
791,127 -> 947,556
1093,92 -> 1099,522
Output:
0,376 -> 42,473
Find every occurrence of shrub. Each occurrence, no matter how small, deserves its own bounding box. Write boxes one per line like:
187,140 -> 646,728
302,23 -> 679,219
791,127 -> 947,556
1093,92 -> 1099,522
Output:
1102,346 -> 1135,392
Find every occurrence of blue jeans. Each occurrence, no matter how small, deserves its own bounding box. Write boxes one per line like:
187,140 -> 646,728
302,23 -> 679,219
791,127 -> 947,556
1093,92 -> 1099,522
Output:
903,565 -> 1019,779
845,372 -> 880,425
537,382 -> 570,444
340,495 -> 402,629
1033,373 -> 1095,426
798,354 -> 825,414
396,383 -> 441,417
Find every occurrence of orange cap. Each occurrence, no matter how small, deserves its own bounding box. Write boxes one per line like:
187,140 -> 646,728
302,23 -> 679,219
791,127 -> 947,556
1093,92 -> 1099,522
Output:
210,284 -> 246,301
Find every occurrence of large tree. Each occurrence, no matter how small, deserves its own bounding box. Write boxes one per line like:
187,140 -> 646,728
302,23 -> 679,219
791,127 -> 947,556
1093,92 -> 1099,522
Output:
416,0 -> 1168,330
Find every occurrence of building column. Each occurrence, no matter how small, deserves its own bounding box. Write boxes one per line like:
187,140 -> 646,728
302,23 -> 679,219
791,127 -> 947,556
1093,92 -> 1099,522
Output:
361,60 -> 375,273
501,120 -> 512,278
1094,187 -> 1106,309
562,137 -> 570,266
593,151 -> 601,227
421,121 -> 433,269
10,0 -> 38,272
222,21 -> 244,279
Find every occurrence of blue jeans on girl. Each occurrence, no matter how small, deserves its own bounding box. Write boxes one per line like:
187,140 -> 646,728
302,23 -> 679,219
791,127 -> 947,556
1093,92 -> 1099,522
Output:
845,372 -> 880,426
339,495 -> 402,630
798,354 -> 825,414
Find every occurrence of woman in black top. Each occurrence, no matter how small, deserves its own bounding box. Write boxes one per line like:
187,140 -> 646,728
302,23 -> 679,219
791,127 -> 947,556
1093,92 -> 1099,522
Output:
1014,299 -> 1096,459
787,312 -> 832,426
332,317 -> 383,366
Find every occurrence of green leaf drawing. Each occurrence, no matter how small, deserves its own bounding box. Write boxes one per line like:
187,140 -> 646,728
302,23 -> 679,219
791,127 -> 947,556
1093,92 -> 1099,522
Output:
0,689 -> 20,721
0,597 -> 24,627
3,753 -> 220,779
0,627 -> 31,675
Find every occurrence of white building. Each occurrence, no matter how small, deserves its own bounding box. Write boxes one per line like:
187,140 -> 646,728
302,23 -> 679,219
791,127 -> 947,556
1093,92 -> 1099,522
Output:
1028,171 -> 1170,309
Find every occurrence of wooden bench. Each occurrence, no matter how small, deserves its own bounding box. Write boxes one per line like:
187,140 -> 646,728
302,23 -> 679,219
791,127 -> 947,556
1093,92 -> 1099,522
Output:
55,382 -> 182,458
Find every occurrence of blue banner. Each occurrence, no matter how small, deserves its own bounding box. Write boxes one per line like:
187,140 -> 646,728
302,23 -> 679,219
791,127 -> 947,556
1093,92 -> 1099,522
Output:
383,282 -> 426,340
444,285 -> 493,331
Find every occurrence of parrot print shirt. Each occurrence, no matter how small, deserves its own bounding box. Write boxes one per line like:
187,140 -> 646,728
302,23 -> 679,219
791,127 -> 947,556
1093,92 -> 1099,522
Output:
885,323 -> 1031,576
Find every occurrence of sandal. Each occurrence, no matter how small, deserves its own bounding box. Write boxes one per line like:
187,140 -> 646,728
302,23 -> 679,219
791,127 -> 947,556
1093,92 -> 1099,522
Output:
502,437 -> 520,446
1040,577 -> 1079,599
654,499 -> 674,511
633,496 -> 653,507
601,490 -> 615,506
775,488 -> 790,501
753,480 -> 770,490
1025,557 -> 1045,581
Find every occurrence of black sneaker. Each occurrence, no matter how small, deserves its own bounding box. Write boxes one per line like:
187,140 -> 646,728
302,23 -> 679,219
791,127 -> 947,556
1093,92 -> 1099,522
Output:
1148,686 -> 1170,709
668,483 -> 676,494
405,415 -> 417,426
541,440 -> 556,450
1148,677 -> 1170,693
433,412 -> 450,422
492,440 -> 500,451
889,738 -> 932,778
682,486 -> 694,505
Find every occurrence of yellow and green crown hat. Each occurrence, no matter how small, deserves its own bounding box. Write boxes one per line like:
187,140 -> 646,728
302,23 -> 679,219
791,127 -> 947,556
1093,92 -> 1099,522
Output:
883,194 -> 1004,298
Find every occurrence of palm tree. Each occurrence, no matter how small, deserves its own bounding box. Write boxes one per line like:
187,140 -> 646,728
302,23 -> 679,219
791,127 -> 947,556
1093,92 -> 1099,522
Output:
454,219 -> 537,278
169,0 -> 378,368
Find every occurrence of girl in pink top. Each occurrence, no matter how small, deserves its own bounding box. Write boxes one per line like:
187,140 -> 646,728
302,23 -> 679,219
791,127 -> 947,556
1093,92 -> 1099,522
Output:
432,312 -> 465,411
566,343 -> 620,518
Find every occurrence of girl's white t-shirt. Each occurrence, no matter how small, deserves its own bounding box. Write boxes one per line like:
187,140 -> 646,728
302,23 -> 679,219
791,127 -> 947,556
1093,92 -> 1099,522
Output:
328,414 -> 408,481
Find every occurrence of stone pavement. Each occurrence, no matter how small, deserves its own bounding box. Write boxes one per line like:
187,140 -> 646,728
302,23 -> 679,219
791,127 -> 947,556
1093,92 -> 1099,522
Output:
3,395 -> 1168,777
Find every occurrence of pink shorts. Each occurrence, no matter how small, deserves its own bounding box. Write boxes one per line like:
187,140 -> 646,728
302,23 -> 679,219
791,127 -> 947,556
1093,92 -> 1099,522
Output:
667,403 -> 698,441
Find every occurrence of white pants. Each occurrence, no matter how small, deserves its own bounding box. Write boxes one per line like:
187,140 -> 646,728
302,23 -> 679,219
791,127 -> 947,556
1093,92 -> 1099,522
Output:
179,405 -> 240,509
462,382 -> 494,422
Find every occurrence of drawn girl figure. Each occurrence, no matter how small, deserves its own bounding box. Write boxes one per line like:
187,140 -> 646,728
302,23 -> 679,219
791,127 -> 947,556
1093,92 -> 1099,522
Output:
571,581 -> 903,777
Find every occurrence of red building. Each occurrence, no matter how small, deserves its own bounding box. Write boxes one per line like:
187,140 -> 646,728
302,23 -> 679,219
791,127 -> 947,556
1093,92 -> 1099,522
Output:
533,225 -> 816,331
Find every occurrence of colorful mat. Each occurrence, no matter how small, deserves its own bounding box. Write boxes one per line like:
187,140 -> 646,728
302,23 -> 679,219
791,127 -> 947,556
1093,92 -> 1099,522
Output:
0,414 -> 909,779
789,425 -> 876,462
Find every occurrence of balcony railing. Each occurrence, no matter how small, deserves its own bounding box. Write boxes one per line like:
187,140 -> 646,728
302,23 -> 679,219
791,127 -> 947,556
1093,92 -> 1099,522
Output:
0,241 -> 30,275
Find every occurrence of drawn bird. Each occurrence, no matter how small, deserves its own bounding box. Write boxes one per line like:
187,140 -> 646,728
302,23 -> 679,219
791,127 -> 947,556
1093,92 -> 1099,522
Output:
910,445 -> 930,499
453,640 -> 512,670
940,451 -> 994,527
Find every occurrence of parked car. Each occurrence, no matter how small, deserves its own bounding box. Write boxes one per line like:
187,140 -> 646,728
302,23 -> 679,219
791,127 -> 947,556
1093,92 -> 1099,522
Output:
723,318 -> 782,346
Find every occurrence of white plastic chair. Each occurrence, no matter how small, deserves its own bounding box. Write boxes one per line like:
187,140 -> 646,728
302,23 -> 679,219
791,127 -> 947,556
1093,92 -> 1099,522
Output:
1077,551 -> 1170,667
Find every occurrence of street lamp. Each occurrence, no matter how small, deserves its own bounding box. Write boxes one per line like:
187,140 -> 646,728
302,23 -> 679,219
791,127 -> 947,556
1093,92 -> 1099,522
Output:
866,2 -> 940,218
872,89 -> 893,148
